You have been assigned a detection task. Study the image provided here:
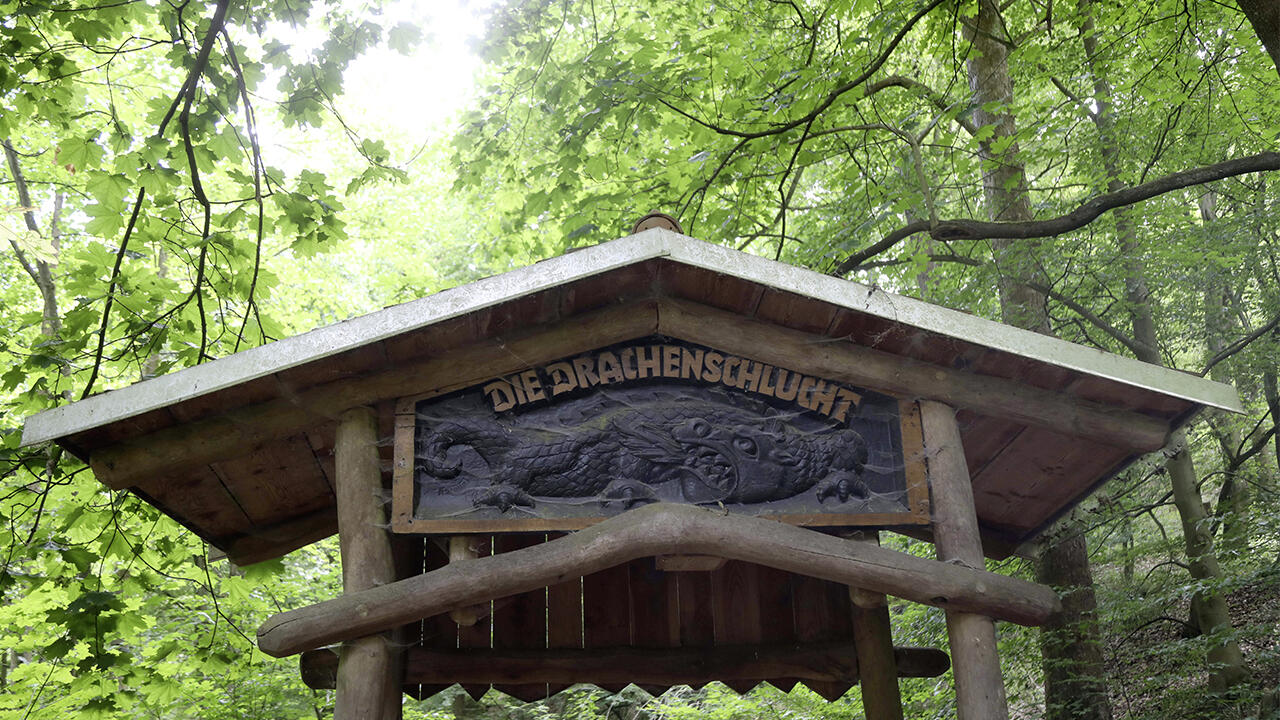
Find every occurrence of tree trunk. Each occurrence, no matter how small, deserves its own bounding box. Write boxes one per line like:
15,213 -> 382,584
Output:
967,3 -> 1112,718
1037,520 -> 1112,720
1078,3 -> 1250,694
1237,0 -> 1280,78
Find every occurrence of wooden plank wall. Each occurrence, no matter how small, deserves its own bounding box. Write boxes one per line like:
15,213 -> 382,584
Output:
401,534 -> 859,703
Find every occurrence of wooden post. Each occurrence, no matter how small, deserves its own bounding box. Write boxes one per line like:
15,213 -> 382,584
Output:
448,537 -> 484,626
920,400 -> 1009,720
334,406 -> 401,720
848,532 -> 904,720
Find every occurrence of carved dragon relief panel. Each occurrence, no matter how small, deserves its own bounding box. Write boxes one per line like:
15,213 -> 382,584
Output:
391,338 -> 928,533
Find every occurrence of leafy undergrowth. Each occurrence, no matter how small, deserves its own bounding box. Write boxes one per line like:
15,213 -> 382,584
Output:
1102,564 -> 1280,720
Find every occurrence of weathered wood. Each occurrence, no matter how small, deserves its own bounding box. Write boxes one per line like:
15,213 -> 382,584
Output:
257,503 -> 1061,658
545,532 -> 582,696
298,641 -> 952,689
921,400 -> 1009,720
656,298 -> 1170,452
583,560 -> 632,693
454,537 -> 491,701
333,407 -> 400,720
713,561 -> 763,693
492,534 -> 548,702
656,554 -> 727,572
847,532 -> 904,720
448,536 -> 486,626
93,301 -> 660,489
790,572 -> 854,701
629,557 -> 679,694
217,507 -> 337,567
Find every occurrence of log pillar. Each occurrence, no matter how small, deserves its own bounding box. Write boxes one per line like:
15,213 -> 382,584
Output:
919,400 -> 1009,720
334,406 -> 401,720
848,531 -> 904,720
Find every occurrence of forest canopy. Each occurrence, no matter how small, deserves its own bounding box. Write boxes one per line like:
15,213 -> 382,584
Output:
2,0 -> 1280,718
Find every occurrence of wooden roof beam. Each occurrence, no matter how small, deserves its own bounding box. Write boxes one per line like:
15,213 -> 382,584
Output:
89,301 -> 660,490
256,503 -> 1062,658
656,298 -> 1172,452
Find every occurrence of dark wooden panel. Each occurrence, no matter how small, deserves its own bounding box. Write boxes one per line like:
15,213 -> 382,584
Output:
628,557 -> 679,694
754,289 -> 839,335
790,573 -> 854,701
457,537 -> 493,701
133,465 -> 253,541
957,412 -> 1026,478
213,434 -> 332,525
676,569 -> 715,655
167,375 -> 281,424
273,343 -> 389,393
380,313 -> 481,366
492,534 -> 549,702
418,538 -> 456,700
971,428 -> 1131,533
559,260 -> 659,317
546,531 -> 582,696
583,563 -> 632,693
755,565 -> 799,693
659,261 -> 765,315
711,561 -> 763,694
476,290 -> 563,339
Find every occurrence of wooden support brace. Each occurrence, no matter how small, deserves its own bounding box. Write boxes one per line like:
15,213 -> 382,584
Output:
333,407 -> 401,720
257,503 -> 1061,658
299,641 -> 951,690
921,400 -> 1009,720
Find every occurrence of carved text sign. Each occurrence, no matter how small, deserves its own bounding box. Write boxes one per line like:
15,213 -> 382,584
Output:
392,338 -> 927,533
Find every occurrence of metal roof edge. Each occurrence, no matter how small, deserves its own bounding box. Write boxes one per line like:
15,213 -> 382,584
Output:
22,228 -> 1243,447
21,230 -> 676,447
654,237 -> 1243,415
650,237 -> 1239,412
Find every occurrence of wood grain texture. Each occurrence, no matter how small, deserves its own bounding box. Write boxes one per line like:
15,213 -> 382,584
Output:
333,407 -> 400,720
94,301 -> 660,490
656,298 -> 1169,452
258,504 -> 1060,658
920,400 -> 1009,720
492,534 -> 549,702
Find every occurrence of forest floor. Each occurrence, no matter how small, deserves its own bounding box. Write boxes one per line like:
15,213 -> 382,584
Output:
1104,563 -> 1280,719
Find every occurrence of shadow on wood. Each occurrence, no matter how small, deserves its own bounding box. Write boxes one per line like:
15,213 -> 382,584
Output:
258,503 -> 1061,658
299,641 -> 951,690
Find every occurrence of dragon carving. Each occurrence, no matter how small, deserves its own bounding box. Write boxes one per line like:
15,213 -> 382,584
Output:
415,392 -> 870,512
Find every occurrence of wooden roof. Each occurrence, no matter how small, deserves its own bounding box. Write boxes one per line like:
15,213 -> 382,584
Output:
21,229 -> 1240,563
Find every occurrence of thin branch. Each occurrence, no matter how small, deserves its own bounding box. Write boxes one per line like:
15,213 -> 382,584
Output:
80,0 -> 231,400
834,151 -> 1280,274
1199,308 -> 1280,376
655,0 -> 948,140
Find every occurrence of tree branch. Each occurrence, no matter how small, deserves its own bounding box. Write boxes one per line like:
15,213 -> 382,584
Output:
834,151 -> 1280,274
1199,307 -> 1280,376
655,0 -> 947,140
80,0 -> 231,400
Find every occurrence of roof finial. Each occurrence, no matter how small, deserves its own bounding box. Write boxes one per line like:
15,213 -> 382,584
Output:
631,212 -> 683,235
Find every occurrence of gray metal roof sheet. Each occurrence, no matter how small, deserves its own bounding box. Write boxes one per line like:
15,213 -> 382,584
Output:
21,228 -> 1242,447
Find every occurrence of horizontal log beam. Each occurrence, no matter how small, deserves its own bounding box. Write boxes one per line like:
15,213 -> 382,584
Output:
258,504 -> 1061,658
90,302 -> 659,489
299,641 -> 951,689
656,298 -> 1170,452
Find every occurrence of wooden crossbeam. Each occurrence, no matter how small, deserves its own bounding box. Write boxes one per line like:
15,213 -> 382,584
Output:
299,641 -> 950,690
257,504 -> 1061,658
656,298 -> 1170,452
92,296 -> 1170,493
